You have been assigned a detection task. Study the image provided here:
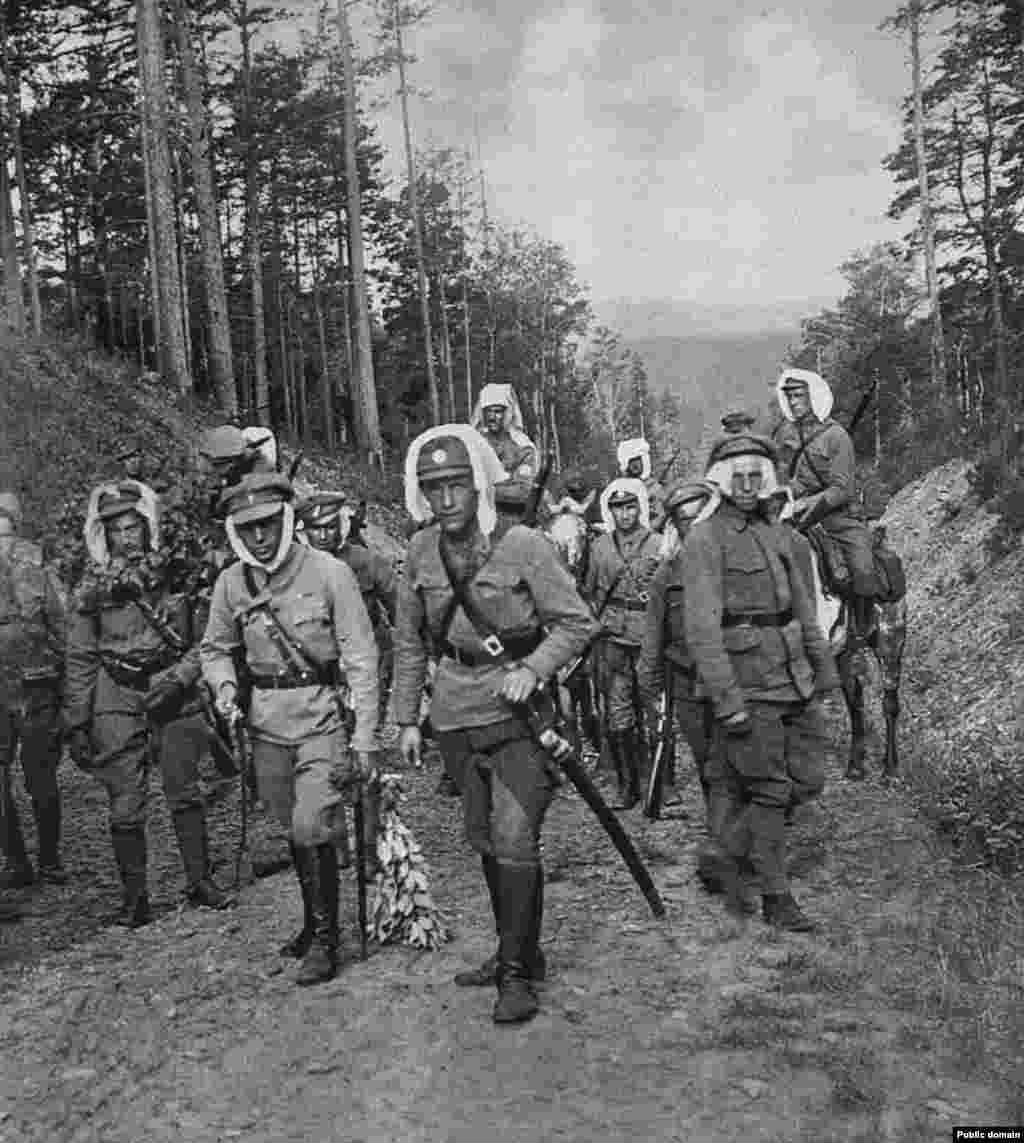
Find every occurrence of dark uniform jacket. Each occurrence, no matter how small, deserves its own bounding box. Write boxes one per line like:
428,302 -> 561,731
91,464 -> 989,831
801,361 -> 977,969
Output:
584,527 -> 662,647
636,550 -> 692,701
0,539 -> 65,703
337,542 -> 396,628
681,502 -> 839,721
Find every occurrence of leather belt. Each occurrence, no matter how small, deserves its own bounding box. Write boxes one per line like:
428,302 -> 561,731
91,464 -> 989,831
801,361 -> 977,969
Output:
250,665 -> 336,690
721,608 -> 794,629
101,651 -> 178,691
439,632 -> 542,669
606,596 -> 648,612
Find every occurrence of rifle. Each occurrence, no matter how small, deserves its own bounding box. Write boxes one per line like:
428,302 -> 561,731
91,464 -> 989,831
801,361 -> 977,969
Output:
231,713 -> 254,889
846,372 -> 879,437
642,661 -> 675,820
522,451 -> 555,528
521,691 -> 665,918
351,776 -> 370,960
657,447 -> 682,485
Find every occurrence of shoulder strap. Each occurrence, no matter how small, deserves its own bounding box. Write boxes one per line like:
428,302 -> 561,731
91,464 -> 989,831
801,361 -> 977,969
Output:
437,536 -> 505,654
241,564 -> 327,673
788,423 -> 830,487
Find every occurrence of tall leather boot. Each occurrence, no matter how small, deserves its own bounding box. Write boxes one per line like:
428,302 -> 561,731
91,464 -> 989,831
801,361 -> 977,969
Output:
0,777 -> 35,890
172,806 -> 231,909
454,855 -> 501,986
281,843 -> 315,958
359,784 -> 381,877
35,799 -> 67,884
110,825 -> 152,928
493,864 -> 541,1024
296,843 -> 340,986
612,729 -> 641,809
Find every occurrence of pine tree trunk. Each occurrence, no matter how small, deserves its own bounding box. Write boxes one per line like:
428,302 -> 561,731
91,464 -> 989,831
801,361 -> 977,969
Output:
137,0 -> 190,391
4,62 -> 41,334
0,152 -> 24,333
393,0 -> 440,426
139,106 -> 161,367
239,1 -> 269,422
437,272 -> 457,422
171,0 -> 236,413
909,0 -> 949,415
314,276 -> 336,450
338,0 -> 382,461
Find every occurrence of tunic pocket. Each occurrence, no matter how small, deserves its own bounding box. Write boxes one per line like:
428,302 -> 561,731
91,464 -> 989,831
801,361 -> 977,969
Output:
722,626 -> 762,653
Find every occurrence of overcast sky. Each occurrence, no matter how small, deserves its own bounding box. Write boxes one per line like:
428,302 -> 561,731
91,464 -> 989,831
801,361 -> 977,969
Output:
332,0 -> 912,327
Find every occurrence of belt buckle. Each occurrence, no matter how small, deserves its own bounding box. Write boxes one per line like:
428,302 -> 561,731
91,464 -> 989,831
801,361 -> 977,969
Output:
482,634 -> 505,658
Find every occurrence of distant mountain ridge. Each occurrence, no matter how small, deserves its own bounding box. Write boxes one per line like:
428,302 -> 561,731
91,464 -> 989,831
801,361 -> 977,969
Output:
595,296 -> 828,340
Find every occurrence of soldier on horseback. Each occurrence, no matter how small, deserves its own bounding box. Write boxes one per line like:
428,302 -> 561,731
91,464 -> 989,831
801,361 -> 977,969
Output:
471,383 -> 539,480
616,438 -> 667,532
775,369 -> 878,659
584,478 -> 662,809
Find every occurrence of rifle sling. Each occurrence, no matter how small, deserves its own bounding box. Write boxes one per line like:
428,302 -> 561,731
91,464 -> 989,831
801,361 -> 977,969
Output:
788,423 -> 830,492
241,565 -> 338,685
437,536 -> 523,661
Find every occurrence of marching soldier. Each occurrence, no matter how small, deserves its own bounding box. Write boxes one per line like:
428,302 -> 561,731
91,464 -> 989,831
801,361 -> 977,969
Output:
682,434 -> 840,931
0,492 -> 67,891
64,481 -> 231,928
637,480 -> 718,815
295,490 -> 396,869
201,473 -> 380,985
617,438 -> 667,532
470,382 -> 539,479
775,368 -> 878,657
583,477 -> 662,808
393,425 -> 596,1024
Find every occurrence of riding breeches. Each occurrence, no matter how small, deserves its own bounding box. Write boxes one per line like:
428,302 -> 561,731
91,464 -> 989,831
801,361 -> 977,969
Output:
251,731 -> 348,848
603,641 -> 643,732
821,514 -> 877,596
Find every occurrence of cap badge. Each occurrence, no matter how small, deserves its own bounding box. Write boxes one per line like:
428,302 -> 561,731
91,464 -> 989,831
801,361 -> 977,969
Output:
430,448 -> 447,465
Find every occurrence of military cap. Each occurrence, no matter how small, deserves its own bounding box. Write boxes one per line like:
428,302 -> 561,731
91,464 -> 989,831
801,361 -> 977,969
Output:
721,410 -> 756,434
117,444 -> 142,461
219,472 -> 293,524
780,374 -> 811,392
607,486 -> 640,507
295,490 -> 347,527
416,435 -> 474,482
200,425 -> 249,461
0,492 -> 22,527
97,482 -> 145,521
563,469 -> 587,494
706,433 -> 778,468
494,476 -> 532,509
664,480 -> 713,515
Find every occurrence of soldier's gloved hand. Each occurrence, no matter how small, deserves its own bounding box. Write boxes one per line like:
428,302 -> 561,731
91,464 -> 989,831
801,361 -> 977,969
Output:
142,677 -> 185,720
67,727 -> 94,768
215,682 -> 241,725
499,665 -> 539,706
399,725 -> 422,769
721,711 -> 752,737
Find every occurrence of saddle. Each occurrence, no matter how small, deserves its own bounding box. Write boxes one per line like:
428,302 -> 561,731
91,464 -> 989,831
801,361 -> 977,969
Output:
804,523 -> 907,604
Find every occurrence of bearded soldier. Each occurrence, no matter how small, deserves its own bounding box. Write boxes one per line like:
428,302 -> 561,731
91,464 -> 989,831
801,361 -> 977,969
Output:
64,481 -> 231,927
0,492 -> 67,891
637,480 -> 718,816
470,382 -> 539,480
775,368 -> 878,657
682,434 -> 840,932
617,438 -> 666,532
295,490 -> 395,871
584,478 -> 663,808
200,474 -> 380,986
393,426 -> 596,1024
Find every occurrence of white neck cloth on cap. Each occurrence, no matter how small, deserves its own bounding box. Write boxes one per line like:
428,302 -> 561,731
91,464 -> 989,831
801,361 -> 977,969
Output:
617,438 -> 652,479
705,457 -> 779,501
404,423 -> 508,537
84,480 -> 161,567
776,368 -> 834,422
599,477 -> 650,533
226,504 -> 295,573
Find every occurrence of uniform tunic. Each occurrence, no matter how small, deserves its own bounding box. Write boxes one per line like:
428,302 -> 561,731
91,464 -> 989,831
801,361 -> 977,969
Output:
681,502 -> 839,893
483,432 -> 538,481
584,527 -> 662,731
393,522 -> 595,864
64,578 -> 205,828
785,418 -> 876,596
0,539 -> 65,865
201,543 -> 379,845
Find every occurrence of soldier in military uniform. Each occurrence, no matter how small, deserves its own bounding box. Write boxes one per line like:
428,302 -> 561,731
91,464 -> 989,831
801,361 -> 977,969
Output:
393,426 -> 596,1024
201,474 -> 380,986
682,434 -> 840,931
295,490 -> 396,869
0,492 -> 67,891
721,410 -> 757,436
584,478 -> 663,808
617,438 -> 666,532
470,383 -> 539,479
64,481 -> 231,927
775,368 -> 878,653
637,480 -> 718,816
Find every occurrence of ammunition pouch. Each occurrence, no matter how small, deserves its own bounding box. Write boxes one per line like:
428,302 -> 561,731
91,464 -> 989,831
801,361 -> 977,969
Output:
20,665 -> 62,691
100,649 -> 179,692
872,534 -> 907,603
806,525 -> 851,597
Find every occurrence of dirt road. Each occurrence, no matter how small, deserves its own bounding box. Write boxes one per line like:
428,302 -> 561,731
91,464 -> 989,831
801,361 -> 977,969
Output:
0,720 -> 1011,1142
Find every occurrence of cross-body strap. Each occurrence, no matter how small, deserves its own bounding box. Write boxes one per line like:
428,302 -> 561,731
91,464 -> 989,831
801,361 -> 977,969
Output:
788,423 -> 831,490
241,564 -> 332,678
437,537 -> 507,657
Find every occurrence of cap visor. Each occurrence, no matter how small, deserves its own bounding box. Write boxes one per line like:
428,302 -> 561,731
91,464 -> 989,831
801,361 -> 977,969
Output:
232,502 -> 284,526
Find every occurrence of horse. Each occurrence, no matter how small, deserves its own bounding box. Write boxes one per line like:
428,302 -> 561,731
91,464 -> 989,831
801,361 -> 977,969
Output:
799,522 -> 907,780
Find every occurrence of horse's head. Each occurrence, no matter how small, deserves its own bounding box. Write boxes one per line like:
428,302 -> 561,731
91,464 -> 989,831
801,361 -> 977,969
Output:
548,512 -> 588,572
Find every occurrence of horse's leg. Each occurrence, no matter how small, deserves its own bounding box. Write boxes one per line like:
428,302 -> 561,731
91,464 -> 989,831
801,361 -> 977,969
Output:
838,643 -> 869,780
875,598 -> 907,778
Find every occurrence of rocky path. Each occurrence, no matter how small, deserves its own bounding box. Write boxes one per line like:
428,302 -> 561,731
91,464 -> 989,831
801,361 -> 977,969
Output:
0,712 -> 1014,1142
